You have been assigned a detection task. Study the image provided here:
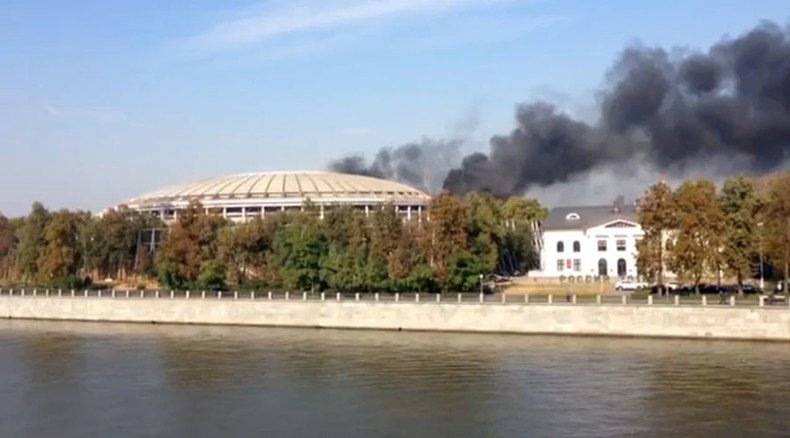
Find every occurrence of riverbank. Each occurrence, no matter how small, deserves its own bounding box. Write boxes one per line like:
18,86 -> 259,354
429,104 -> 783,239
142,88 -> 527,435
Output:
1,292 -> 789,341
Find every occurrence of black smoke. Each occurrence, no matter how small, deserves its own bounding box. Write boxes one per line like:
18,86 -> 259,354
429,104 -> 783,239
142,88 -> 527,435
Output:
330,138 -> 462,194
444,21 -> 790,197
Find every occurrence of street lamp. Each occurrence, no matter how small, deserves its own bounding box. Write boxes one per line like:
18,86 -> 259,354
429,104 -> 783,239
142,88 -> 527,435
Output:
758,222 -> 765,292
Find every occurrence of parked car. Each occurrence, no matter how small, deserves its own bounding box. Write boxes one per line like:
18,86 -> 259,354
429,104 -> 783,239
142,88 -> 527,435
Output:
615,280 -> 648,291
776,281 -> 786,293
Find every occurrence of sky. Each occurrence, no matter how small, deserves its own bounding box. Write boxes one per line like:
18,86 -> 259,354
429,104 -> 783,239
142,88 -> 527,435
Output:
0,0 -> 788,216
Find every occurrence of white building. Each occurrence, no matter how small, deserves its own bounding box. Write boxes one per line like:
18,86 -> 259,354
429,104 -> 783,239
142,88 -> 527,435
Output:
118,171 -> 431,222
537,201 -> 644,280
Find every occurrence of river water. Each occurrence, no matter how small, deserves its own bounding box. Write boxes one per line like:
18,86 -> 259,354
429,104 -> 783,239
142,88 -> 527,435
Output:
0,320 -> 788,437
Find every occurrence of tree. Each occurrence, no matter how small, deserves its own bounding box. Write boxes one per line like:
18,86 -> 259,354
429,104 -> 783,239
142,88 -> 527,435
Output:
719,175 -> 762,295
156,202 -> 227,289
17,202 -> 50,282
669,180 -> 726,293
637,181 -> 677,293
272,212 -> 328,291
427,192 -> 469,290
0,213 -> 16,279
762,171 -> 790,290
38,210 -> 85,284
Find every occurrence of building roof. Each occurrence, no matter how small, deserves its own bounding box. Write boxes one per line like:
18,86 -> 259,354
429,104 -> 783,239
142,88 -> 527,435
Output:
542,205 -> 638,231
126,171 -> 431,208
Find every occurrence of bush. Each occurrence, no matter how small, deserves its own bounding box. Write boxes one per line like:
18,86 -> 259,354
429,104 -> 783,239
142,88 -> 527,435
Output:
51,275 -> 91,290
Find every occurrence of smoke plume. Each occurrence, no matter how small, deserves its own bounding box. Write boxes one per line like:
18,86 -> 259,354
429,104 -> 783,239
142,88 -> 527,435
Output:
444,21 -> 790,197
329,138 -> 462,194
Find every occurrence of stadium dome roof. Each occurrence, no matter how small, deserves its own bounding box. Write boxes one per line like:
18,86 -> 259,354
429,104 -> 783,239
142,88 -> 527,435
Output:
126,171 -> 431,209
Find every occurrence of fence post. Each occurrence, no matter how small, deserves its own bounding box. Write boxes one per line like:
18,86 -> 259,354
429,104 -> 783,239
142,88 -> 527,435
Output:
701,295 -> 707,306
171,291 -> 175,299
479,293 -> 484,303
759,295 -> 765,307
730,295 -> 735,306
233,291 -> 237,300
202,291 -> 206,299
46,289 -> 50,297
395,293 -> 400,302
21,289 -> 25,296
58,289 -> 62,297
572,294 -> 577,304
648,295 -> 653,305
596,294 -> 602,305
416,293 -> 420,303
356,293 -> 360,302
217,292 -> 222,299
285,291 -> 290,301
336,292 -> 341,301
547,294 -> 553,304
111,290 -> 115,298
525,294 -> 530,304
303,292 -> 307,301
621,295 -> 627,305
267,291 -> 272,300
125,290 -> 130,298
436,294 -> 441,303
71,289 -> 75,297
250,292 -> 255,300
674,295 -> 680,306
186,291 -> 190,299
98,290 -> 102,298
375,293 -> 379,302
321,292 -> 325,301
33,289 -> 37,297
458,293 -> 463,303
501,294 -> 507,304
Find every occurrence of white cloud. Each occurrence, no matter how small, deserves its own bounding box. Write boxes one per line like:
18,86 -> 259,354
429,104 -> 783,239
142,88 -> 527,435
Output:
178,0 -> 532,56
44,104 -> 125,123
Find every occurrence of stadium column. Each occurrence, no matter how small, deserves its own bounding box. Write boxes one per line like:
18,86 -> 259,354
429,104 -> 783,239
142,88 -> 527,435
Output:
407,205 -> 412,221
365,205 -> 370,217
319,204 -> 325,220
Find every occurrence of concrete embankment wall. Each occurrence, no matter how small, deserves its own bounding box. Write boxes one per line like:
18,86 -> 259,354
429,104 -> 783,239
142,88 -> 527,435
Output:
1,296 -> 789,341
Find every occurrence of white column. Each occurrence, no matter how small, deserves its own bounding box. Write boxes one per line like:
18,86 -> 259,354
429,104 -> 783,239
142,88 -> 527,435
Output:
364,205 -> 370,217
407,205 -> 412,221
319,204 -> 325,220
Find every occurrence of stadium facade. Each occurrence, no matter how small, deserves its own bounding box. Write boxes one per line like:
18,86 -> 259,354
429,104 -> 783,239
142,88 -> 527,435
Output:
122,171 -> 432,222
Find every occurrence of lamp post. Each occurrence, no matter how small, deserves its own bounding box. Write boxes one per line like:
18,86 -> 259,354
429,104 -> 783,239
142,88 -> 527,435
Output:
479,274 -> 484,296
758,222 -> 765,292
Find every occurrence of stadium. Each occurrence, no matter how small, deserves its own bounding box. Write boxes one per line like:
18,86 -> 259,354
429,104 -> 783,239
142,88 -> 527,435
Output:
122,171 -> 432,222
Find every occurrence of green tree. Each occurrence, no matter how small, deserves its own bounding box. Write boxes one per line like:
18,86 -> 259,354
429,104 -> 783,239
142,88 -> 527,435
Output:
719,175 -> 762,295
38,210 -> 85,284
272,212 -> 328,291
636,181 -> 677,292
17,202 -> 50,282
669,180 -> 726,293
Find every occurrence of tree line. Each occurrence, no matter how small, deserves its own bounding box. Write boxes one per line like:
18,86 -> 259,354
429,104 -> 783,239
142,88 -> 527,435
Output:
637,171 -> 790,294
0,193 -> 546,293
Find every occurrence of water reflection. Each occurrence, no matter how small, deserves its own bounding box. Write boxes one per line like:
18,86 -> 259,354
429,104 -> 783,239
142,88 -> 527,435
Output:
0,321 -> 788,438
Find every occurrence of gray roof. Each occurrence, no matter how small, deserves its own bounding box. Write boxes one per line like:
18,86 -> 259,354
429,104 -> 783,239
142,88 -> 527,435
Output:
543,205 -> 638,230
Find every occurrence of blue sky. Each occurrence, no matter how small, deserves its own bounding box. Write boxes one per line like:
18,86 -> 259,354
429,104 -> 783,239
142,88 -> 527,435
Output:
1,0 -> 787,216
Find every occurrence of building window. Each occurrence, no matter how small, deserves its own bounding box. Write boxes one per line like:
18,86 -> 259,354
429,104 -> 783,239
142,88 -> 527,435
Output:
573,241 -> 580,252
556,259 -> 564,272
573,259 -> 581,272
616,239 -> 626,251
598,258 -> 607,276
557,241 -> 564,253
597,240 -> 607,252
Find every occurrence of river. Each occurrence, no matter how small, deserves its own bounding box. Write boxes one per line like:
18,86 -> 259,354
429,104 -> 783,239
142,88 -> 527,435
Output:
0,320 -> 787,437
